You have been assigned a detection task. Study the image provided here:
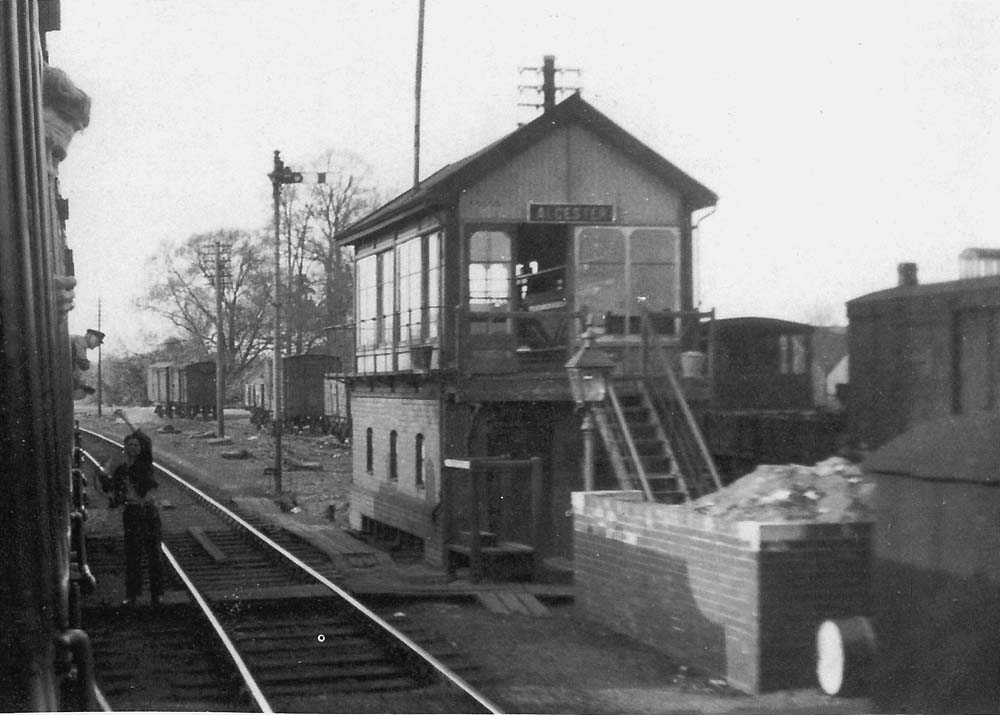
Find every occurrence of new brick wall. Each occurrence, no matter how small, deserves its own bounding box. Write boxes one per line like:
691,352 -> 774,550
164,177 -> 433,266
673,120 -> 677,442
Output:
573,491 -> 871,693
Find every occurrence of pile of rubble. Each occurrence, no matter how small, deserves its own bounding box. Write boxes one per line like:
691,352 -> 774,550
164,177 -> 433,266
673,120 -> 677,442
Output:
690,456 -> 875,523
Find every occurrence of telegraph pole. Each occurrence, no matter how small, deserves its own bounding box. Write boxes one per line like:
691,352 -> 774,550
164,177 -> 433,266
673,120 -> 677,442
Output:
213,241 -> 227,438
200,241 -> 231,437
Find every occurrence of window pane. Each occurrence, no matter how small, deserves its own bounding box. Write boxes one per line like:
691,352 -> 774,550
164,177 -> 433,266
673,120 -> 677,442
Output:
357,254 -> 377,289
398,238 -> 421,345
357,255 -> 378,348
630,228 -> 678,263
469,230 -> 511,262
791,334 -> 807,374
576,262 -> 626,315
469,263 -> 509,307
631,265 -> 675,311
578,228 -> 625,263
380,251 -> 395,346
427,232 -> 441,339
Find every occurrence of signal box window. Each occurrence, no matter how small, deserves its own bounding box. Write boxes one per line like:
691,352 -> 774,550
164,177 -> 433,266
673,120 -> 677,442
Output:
575,226 -> 680,335
389,430 -> 398,481
357,256 -> 378,350
415,433 -> 425,487
398,231 -> 442,345
468,230 -> 511,310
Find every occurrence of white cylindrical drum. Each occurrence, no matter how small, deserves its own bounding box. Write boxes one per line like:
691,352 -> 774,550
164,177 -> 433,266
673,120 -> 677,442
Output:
816,617 -> 876,696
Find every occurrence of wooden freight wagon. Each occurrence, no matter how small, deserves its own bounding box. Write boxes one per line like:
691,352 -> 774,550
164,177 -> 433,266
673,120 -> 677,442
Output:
283,354 -> 340,431
146,362 -> 183,417
243,355 -> 341,432
182,360 -> 216,418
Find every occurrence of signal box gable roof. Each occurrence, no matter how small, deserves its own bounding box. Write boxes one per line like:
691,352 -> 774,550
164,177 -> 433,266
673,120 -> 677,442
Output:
337,93 -> 717,246
863,412 -> 1000,485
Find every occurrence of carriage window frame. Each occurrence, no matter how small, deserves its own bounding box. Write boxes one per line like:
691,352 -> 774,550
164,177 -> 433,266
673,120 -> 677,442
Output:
779,333 -> 808,375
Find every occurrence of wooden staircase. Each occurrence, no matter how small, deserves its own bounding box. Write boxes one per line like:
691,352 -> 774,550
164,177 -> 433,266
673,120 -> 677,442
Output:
589,310 -> 723,503
593,383 -> 687,502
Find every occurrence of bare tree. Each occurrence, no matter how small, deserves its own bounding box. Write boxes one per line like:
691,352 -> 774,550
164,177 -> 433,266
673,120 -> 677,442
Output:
305,150 -> 379,327
139,228 -> 273,382
278,150 -> 380,354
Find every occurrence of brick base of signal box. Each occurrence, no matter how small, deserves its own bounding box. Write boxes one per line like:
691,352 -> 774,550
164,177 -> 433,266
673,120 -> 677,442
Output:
572,491 -> 872,693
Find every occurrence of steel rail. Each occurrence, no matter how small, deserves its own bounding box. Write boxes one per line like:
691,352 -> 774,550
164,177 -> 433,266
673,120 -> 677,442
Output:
79,427 -> 503,715
75,439 -> 272,712
76,447 -> 107,474
160,544 -> 273,713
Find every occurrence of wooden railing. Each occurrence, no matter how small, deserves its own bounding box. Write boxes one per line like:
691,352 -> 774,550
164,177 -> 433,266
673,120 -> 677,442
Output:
455,307 -> 586,374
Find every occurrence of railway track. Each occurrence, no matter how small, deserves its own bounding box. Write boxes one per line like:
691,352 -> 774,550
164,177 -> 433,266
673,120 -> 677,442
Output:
77,428 -> 500,713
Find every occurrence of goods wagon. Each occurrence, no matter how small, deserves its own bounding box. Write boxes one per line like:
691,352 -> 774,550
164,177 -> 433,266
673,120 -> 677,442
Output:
245,354 -> 344,434
146,361 -> 216,418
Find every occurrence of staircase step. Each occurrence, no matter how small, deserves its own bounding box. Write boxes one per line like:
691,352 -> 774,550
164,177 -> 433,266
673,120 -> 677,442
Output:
624,456 -> 672,472
653,490 -> 688,504
620,423 -> 657,439
628,439 -> 665,455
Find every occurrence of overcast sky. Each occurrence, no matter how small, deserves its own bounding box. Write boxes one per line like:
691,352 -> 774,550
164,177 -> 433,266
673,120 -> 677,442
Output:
49,0 -> 1000,354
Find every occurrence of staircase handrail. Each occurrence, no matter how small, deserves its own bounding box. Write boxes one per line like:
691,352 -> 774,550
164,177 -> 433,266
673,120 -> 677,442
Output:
606,381 -> 656,501
639,313 -> 723,494
590,407 -> 638,493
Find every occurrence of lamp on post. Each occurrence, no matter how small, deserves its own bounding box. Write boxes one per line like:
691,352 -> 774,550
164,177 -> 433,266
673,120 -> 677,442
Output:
565,329 -> 616,491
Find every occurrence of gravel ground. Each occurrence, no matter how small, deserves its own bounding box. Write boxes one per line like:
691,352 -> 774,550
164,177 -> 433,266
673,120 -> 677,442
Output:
76,404 -> 872,715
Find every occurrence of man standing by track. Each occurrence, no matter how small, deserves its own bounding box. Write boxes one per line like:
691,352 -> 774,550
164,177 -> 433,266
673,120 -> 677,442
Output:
103,409 -> 164,606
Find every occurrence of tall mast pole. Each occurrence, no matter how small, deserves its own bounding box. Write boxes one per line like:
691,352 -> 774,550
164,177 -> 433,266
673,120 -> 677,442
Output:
269,150 -> 284,494
413,0 -> 425,188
